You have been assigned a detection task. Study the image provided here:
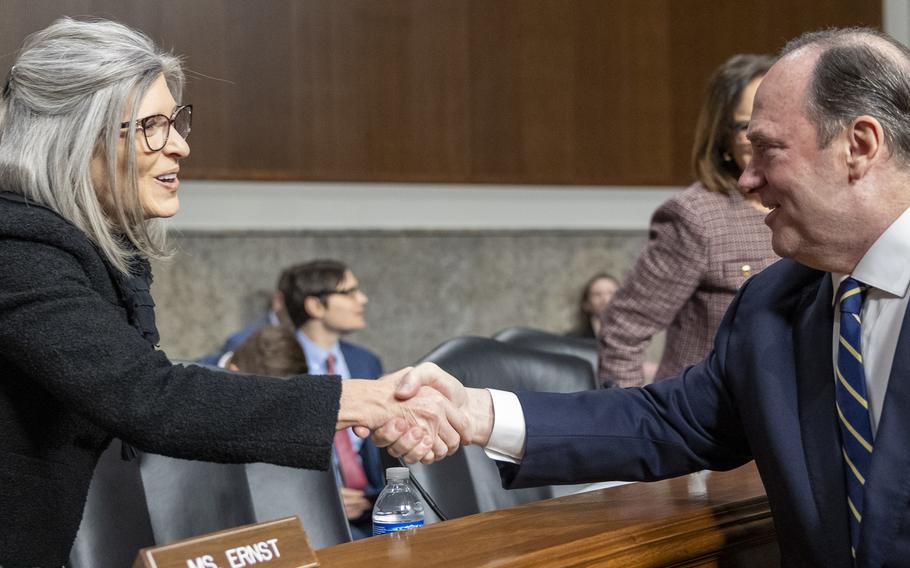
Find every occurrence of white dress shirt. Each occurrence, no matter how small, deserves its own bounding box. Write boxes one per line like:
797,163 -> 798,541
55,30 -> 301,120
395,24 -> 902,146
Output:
483,389 -> 527,462
485,205 -> 910,462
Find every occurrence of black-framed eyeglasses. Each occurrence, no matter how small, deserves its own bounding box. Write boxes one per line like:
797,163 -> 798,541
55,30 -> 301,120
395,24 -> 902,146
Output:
120,104 -> 192,152
310,286 -> 362,298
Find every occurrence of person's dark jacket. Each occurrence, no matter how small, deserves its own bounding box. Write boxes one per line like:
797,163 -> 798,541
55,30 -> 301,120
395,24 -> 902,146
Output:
0,193 -> 342,567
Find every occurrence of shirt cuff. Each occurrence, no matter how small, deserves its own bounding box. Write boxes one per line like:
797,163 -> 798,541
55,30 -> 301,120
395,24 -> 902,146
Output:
217,350 -> 234,369
483,389 -> 526,463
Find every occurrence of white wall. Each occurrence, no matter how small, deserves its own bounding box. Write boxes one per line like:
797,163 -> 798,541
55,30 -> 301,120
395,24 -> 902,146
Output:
172,182 -> 679,232
884,0 -> 910,47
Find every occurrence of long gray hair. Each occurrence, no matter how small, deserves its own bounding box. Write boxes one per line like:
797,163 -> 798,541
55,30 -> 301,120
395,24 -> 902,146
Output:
0,17 -> 184,274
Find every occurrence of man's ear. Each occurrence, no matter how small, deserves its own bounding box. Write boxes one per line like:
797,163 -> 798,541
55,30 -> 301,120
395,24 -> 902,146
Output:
304,295 -> 326,320
846,115 -> 884,182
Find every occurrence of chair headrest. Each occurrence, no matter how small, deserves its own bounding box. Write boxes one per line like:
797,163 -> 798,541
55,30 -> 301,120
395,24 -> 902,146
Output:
416,336 -> 595,393
493,326 -> 598,373
492,326 -> 552,343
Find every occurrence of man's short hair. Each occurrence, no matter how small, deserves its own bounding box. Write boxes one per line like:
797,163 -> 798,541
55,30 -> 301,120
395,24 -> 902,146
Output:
277,259 -> 349,328
230,326 -> 308,378
782,27 -> 910,163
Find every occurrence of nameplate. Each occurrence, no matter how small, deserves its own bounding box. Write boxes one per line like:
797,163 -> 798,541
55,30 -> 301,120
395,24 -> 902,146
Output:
133,516 -> 319,568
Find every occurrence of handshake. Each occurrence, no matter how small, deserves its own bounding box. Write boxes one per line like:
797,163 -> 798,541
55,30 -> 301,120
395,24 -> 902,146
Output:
337,363 -> 494,464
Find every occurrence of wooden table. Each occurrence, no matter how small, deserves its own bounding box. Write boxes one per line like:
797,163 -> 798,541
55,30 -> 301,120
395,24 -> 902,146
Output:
317,462 -> 777,567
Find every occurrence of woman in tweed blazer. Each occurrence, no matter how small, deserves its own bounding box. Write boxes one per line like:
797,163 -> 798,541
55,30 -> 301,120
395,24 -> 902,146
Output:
598,54 -> 778,388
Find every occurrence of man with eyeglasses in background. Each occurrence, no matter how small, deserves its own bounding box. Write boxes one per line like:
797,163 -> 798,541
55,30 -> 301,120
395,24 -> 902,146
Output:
280,259 -> 384,539
205,259 -> 385,539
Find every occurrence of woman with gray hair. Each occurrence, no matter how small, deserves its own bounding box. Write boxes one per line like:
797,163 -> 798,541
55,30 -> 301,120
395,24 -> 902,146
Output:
0,17 -> 461,566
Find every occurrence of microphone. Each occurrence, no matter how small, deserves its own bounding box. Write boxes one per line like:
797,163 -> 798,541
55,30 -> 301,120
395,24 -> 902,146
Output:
397,458 -> 449,521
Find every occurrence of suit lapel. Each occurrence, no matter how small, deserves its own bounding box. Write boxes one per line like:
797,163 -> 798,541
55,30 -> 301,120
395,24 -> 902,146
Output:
795,273 -> 853,563
340,342 -> 364,378
856,301 -> 910,567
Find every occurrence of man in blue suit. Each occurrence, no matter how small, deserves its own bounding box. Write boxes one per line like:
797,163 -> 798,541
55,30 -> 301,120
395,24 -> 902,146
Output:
208,259 -> 385,539
278,259 -> 384,539
381,28 -> 910,566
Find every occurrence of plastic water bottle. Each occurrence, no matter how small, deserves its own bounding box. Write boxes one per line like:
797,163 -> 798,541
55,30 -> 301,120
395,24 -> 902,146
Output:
372,467 -> 425,536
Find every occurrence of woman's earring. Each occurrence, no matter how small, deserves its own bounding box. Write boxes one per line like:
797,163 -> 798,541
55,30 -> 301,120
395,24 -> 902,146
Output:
722,152 -> 733,162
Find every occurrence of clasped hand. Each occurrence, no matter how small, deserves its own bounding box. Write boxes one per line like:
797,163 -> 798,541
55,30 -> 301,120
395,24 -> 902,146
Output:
339,363 -> 492,464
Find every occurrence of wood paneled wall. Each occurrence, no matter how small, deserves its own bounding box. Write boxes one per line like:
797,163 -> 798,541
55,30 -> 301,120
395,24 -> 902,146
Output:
0,1 -> 881,185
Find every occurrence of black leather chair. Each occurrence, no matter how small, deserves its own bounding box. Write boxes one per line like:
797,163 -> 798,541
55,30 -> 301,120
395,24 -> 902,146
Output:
69,361 -> 353,563
493,326 -> 599,377
69,440 -> 156,568
138,455 -> 354,548
139,454 -> 257,545
246,463 -> 352,548
398,337 -> 594,522
424,336 -> 596,393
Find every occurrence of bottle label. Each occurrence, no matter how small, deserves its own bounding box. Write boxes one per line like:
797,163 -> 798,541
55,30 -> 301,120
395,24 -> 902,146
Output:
372,519 -> 425,536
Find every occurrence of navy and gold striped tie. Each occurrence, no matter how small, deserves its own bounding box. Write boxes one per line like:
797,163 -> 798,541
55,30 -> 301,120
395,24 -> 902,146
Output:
835,277 -> 874,559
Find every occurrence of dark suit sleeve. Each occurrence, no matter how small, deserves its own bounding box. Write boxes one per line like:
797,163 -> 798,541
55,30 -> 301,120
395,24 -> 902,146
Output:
500,281 -> 752,488
372,353 -> 384,378
0,240 -> 340,470
341,342 -> 384,380
359,347 -> 383,379
360,439 -> 385,500
359,350 -> 385,495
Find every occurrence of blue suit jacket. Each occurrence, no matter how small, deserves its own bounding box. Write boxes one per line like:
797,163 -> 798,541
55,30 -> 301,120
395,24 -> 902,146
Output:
499,259 -> 910,568
339,341 -> 385,499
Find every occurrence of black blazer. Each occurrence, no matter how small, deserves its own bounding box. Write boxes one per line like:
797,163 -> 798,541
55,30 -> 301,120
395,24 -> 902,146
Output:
500,259 -> 910,567
0,194 -> 342,567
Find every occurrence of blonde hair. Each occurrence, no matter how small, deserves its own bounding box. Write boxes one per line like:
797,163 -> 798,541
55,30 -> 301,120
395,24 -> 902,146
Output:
0,17 -> 184,274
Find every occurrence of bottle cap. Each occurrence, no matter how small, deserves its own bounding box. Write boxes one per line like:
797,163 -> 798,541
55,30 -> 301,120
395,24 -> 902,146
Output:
386,467 -> 410,481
